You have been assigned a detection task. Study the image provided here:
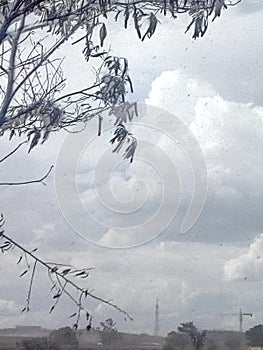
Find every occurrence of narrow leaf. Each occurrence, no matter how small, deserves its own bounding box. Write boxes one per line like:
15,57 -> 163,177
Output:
49,305 -> 55,314
53,293 -> 61,299
19,270 -> 28,277
17,256 -> 23,265
100,23 -> 107,47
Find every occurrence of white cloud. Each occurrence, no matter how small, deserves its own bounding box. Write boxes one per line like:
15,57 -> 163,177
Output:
0,299 -> 19,316
224,234 -> 263,281
146,70 -> 213,125
99,228 -> 136,247
145,69 -> 263,204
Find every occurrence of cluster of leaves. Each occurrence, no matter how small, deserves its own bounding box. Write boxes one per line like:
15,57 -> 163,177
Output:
163,331 -> 189,350
113,0 -> 239,40
178,322 -> 207,350
110,123 -> 137,162
0,0 -> 240,162
100,317 -> 118,332
100,318 -> 121,346
97,56 -> 133,105
0,1 -> 138,161
1,51 -> 135,157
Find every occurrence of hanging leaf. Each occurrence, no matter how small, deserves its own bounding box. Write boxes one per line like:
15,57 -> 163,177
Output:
28,131 -> 41,153
41,129 -> 50,144
114,10 -> 122,22
100,23 -> 107,47
19,269 -> 28,277
50,266 -> 58,273
142,13 -> 158,41
213,0 -> 227,21
98,115 -> 103,136
75,271 -> 86,277
124,5 -> 129,28
53,292 -> 61,299
49,305 -> 55,314
9,129 -> 15,140
30,248 -> 38,253
17,256 -> 23,264
133,6 -> 141,39
50,284 -> 56,292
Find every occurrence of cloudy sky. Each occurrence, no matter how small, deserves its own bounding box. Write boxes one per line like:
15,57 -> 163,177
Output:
1,0 -> 263,336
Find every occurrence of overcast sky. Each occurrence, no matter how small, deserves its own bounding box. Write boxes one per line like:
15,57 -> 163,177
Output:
1,1 -> 263,336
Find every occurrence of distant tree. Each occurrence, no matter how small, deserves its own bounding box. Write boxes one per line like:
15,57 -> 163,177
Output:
100,318 -> 120,346
49,326 -> 79,348
163,330 -> 189,350
178,322 -> 207,350
225,339 -> 241,350
246,325 -> 263,347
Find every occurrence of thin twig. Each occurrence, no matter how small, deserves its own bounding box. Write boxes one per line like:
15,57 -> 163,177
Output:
25,259 -> 37,312
0,141 -> 27,163
0,12 -> 26,124
0,165 -> 54,186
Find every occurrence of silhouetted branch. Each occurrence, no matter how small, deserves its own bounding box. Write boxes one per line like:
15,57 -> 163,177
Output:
0,165 -> 54,186
0,220 -> 133,329
0,141 -> 27,163
25,259 -> 37,312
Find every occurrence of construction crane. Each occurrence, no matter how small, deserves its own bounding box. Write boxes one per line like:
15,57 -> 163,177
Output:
221,308 -> 253,332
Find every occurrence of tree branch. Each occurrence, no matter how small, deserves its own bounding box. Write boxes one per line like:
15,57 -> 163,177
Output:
25,259 -> 37,312
0,12 -> 26,125
0,141 -> 27,163
0,228 -> 133,322
0,165 -> 54,186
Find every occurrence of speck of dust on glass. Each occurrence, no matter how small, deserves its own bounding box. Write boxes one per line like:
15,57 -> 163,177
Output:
0,1 -> 262,350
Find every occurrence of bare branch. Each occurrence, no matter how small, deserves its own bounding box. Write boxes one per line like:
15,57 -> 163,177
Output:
0,165 -> 54,186
0,226 -> 133,322
25,259 -> 38,312
0,12 -> 26,125
0,141 -> 27,163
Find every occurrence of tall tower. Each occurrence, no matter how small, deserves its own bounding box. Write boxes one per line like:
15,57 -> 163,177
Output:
154,298 -> 160,336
